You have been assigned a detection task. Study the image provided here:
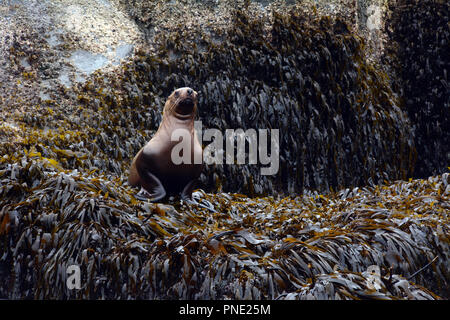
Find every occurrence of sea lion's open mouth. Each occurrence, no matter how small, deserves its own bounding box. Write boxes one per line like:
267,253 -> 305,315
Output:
176,98 -> 195,115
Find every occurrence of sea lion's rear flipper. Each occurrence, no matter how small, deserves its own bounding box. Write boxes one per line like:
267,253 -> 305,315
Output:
180,179 -> 198,201
135,170 -> 167,202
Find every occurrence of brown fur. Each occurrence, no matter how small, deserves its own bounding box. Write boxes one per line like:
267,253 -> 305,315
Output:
128,87 -> 203,201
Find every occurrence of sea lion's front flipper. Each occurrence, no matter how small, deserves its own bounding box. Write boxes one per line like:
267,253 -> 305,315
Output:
180,179 -> 198,201
135,170 -> 167,202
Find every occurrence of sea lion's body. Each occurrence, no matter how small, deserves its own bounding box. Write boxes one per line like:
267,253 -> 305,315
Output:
128,87 -> 203,201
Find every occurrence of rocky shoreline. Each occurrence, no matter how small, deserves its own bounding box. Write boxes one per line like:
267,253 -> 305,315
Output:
0,0 -> 448,299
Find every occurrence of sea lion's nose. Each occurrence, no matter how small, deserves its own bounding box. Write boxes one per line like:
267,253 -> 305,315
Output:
187,89 -> 193,96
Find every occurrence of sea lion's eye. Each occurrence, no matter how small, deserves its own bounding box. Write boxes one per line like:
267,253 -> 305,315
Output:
174,91 -> 179,98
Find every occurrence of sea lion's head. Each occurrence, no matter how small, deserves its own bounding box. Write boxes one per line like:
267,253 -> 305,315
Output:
164,87 -> 198,120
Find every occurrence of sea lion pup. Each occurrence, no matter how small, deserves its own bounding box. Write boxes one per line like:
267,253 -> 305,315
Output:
128,87 -> 203,201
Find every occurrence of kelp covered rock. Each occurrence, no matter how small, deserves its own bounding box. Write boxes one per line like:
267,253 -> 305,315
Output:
384,0 -> 449,178
0,2 -> 447,301
0,154 -> 448,298
74,8 -> 416,196
2,6 -> 415,196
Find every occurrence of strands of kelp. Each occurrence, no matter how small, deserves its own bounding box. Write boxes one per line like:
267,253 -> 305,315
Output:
0,156 -> 448,298
0,4 -> 448,300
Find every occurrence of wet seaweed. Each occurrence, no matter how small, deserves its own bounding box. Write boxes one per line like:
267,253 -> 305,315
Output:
0,152 -> 448,298
0,4 -> 448,300
384,0 -> 449,178
45,7 -> 416,196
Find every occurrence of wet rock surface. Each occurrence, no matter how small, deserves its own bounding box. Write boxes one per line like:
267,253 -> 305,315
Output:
0,0 -> 143,116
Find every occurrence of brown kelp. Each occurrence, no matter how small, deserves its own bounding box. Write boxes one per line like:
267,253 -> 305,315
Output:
0,153 -> 448,298
384,0 -> 449,178
0,4 -> 448,300
139,9 -> 416,195
57,7 -> 416,196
